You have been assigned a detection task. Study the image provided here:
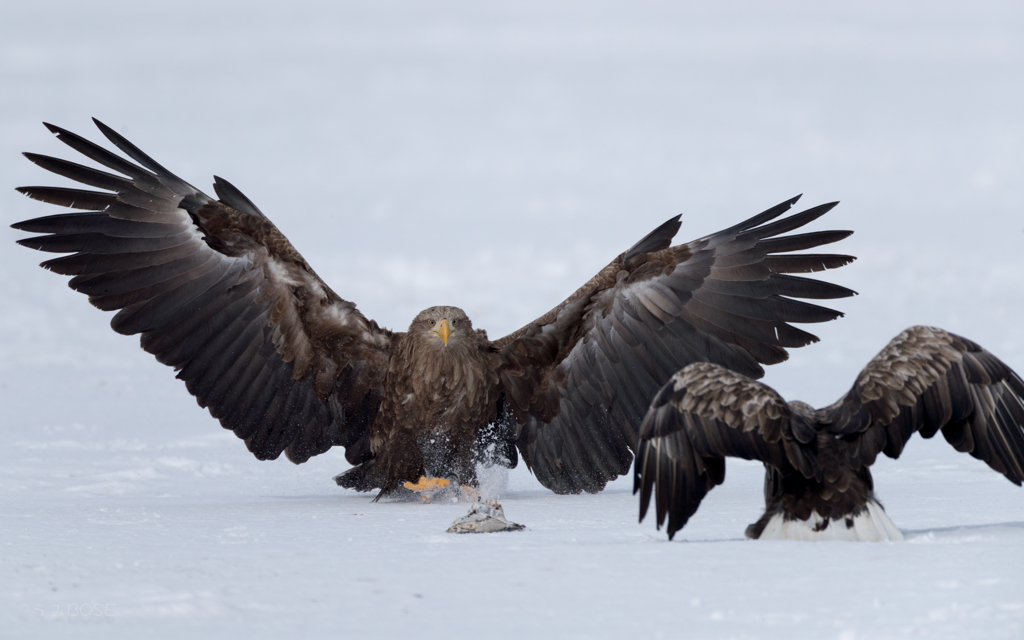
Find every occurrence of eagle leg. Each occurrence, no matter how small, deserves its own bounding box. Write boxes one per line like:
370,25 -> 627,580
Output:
402,476 -> 452,502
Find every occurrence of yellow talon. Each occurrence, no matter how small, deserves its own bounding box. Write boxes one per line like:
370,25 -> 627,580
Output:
403,476 -> 451,492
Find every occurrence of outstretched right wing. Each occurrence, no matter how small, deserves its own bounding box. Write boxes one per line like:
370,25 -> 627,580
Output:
13,120 -> 393,465
633,362 -> 815,539
824,326 -> 1024,483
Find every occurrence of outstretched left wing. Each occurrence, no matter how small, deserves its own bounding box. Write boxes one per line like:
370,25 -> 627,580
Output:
495,196 -> 855,494
632,362 -> 815,539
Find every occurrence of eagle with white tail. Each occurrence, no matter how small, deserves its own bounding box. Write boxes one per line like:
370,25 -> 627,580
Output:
635,326 -> 1024,541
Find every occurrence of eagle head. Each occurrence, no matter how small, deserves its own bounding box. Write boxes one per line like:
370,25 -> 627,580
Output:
411,306 -> 473,349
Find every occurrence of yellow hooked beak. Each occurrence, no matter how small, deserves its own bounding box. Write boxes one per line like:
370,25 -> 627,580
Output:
431,318 -> 453,346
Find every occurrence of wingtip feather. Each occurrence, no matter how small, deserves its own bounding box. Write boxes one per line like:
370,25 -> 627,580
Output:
91,117 -> 112,135
10,216 -> 34,231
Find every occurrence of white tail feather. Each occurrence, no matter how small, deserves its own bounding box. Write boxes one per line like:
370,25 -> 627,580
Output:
757,500 -> 904,541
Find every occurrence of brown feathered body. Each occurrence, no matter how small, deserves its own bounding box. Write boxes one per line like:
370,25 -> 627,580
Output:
368,307 -> 502,493
635,327 -> 1024,540
14,120 -> 862,499
747,417 -> 881,539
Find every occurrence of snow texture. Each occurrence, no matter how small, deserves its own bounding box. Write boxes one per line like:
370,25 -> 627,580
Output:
2,1 -> 1023,638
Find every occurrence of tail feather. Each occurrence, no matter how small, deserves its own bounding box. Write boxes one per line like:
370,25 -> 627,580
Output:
752,499 -> 903,542
334,460 -> 384,492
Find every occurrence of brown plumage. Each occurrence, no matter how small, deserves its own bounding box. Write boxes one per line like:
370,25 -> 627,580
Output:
635,326 -> 1024,540
14,119 -> 858,498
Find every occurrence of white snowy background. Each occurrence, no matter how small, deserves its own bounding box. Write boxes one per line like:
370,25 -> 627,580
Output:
2,1 -> 1023,638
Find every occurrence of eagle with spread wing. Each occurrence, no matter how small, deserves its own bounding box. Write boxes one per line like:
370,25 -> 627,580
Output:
14,119 -> 857,498
635,326 -> 1024,540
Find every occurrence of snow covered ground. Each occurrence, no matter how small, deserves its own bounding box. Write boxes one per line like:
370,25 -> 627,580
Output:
2,1 -> 1023,638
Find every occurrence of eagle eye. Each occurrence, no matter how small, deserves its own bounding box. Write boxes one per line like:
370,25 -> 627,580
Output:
429,320 -> 435,326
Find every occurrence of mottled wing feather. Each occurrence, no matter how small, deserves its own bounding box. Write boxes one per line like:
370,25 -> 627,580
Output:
633,362 -> 798,539
499,196 -> 855,494
13,120 -> 393,464
823,326 -> 1024,484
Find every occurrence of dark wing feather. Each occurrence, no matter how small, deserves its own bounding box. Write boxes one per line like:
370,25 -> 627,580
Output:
496,196 -> 855,493
13,120 -> 394,464
633,362 -> 801,539
823,326 -> 1024,483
